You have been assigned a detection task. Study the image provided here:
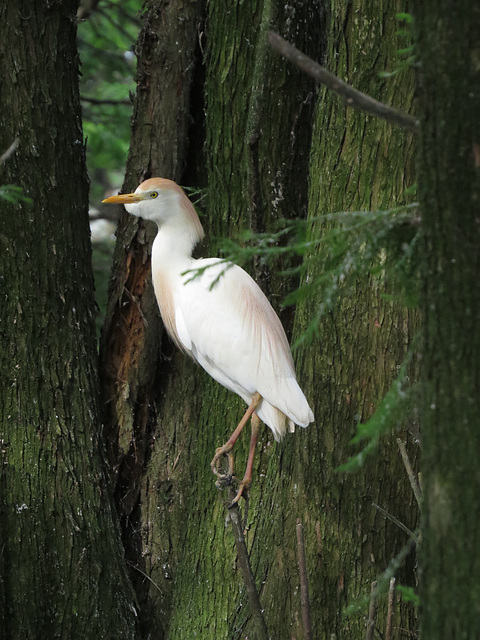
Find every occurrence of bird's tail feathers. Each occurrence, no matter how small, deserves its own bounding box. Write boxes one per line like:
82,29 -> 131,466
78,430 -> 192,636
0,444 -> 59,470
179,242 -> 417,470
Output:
258,386 -> 314,442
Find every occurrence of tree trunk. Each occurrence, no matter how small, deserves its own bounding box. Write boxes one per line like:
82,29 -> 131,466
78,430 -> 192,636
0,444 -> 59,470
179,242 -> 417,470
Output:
416,2 -> 480,638
0,2 -> 137,637
100,1 -> 419,638
298,2 -> 419,636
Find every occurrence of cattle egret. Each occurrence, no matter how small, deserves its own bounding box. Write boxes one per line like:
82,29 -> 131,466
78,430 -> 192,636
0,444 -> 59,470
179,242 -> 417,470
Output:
103,178 -> 314,505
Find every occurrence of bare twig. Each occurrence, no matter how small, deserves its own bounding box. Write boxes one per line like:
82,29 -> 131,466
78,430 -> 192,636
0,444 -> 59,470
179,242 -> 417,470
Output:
366,580 -> 378,640
296,519 -> 313,640
226,489 -> 269,640
96,6 -> 141,42
385,577 -> 396,640
371,536 -> 416,600
372,502 -> 419,543
126,560 -> 162,594
0,138 -> 19,165
76,0 -> 100,20
267,31 -> 419,133
397,439 -> 422,508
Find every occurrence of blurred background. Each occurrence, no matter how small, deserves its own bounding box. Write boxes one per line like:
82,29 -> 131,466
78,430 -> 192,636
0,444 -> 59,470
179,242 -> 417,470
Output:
78,0 -> 139,333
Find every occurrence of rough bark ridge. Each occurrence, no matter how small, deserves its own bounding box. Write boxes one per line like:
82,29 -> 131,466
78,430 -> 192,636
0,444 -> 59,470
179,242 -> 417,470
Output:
416,2 -> 480,638
0,1 -> 137,638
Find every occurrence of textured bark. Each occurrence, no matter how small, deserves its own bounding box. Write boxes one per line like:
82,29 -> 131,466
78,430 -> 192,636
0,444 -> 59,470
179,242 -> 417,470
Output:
100,1 -> 419,638
99,1 -> 206,636
415,2 -> 480,638
0,1 -> 137,638
262,1 -> 419,636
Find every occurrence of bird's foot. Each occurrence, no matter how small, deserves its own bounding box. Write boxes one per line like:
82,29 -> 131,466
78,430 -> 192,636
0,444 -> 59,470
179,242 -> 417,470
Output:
228,478 -> 251,508
210,444 -> 234,481
214,473 -> 250,509
214,473 -> 235,490
211,447 -> 250,508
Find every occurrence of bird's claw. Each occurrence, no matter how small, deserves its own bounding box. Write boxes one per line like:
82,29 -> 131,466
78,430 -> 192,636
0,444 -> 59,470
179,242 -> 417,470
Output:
211,444 -> 250,508
210,446 -> 234,479
228,479 -> 251,507
214,473 -> 235,490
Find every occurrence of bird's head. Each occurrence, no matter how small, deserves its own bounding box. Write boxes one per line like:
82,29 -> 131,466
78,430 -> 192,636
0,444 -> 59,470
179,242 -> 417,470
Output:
102,177 -> 204,245
103,178 -> 181,221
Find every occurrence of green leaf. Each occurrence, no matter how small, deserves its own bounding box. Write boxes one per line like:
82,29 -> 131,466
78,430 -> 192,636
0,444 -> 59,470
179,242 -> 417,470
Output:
395,12 -> 414,23
77,0 -> 139,201
337,337 -> 418,472
344,537 -> 417,616
397,584 -> 420,606
0,184 -> 32,205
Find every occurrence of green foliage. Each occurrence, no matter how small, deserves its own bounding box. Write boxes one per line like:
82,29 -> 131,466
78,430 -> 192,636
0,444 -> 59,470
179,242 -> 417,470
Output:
207,196 -> 421,475
1,140 -> 31,206
183,186 -> 209,214
77,1 -> 140,336
344,537 -> 417,616
294,203 -> 420,347
338,339 -> 418,472
397,584 -> 420,606
216,200 -> 421,349
78,0 -> 139,202
379,13 -> 416,78
0,184 -> 31,205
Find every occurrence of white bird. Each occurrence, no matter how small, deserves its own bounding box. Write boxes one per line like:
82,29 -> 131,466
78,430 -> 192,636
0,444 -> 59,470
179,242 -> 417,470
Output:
103,178 -> 314,504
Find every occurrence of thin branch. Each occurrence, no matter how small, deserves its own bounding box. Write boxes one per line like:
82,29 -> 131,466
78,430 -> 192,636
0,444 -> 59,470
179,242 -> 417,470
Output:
296,519 -> 313,640
375,536 -> 417,596
81,95 -> 132,106
366,580 -> 378,640
0,138 -> 19,165
76,0 -> 100,21
96,5 -> 140,43
267,31 -> 419,133
385,577 -> 396,640
226,490 -> 270,640
372,502 -> 419,542
126,560 -> 162,594
397,438 -> 422,508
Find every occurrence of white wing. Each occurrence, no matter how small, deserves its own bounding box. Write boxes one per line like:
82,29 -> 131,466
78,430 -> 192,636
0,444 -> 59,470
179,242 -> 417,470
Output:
174,258 -> 314,439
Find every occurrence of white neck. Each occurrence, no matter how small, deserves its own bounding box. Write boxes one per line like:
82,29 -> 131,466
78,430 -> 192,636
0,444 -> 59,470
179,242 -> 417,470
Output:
151,219 -> 198,272
147,190 -> 204,272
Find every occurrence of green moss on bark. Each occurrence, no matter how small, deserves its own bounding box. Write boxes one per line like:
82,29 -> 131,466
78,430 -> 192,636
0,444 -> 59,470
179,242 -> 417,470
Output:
0,1 -> 138,638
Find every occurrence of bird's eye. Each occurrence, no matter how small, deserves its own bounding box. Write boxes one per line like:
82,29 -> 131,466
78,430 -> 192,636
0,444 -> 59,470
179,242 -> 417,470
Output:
150,191 -> 158,199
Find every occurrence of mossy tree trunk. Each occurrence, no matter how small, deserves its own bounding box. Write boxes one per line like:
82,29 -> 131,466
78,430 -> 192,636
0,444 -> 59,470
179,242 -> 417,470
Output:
0,1 -> 137,638
415,2 -> 480,638
100,1 -> 418,638
298,1 -> 419,637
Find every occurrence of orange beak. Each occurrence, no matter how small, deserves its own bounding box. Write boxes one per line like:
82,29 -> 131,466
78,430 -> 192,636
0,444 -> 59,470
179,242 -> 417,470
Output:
102,192 -> 143,204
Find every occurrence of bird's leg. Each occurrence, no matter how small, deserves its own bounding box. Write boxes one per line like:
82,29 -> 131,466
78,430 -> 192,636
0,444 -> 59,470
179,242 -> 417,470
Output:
229,412 -> 261,507
211,392 -> 261,482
